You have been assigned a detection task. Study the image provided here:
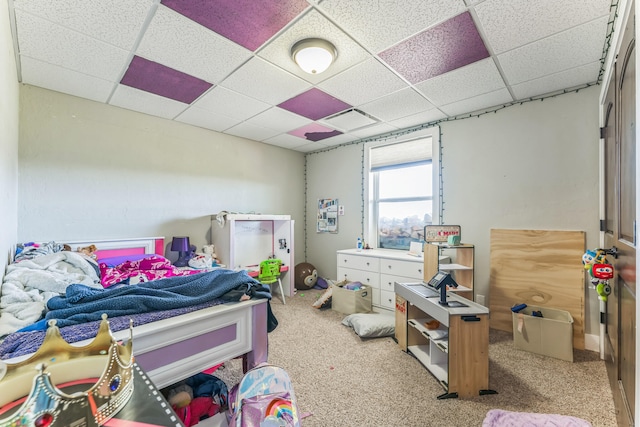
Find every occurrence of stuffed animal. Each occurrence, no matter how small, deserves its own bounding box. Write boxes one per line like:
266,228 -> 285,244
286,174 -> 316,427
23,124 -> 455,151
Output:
294,262 -> 318,290
201,245 -> 220,265
77,244 -> 98,260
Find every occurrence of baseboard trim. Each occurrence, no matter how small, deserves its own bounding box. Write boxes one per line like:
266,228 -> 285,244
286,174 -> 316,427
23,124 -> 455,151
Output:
584,333 -> 599,353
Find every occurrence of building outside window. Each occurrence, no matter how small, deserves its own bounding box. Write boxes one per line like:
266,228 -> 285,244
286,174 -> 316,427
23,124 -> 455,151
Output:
365,127 -> 439,250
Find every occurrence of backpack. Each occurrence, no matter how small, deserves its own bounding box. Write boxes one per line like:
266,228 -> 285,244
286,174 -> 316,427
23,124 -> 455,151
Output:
227,364 -> 301,427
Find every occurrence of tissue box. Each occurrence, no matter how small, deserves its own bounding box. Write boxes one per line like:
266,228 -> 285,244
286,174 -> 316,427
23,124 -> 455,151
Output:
331,281 -> 372,315
512,304 -> 574,362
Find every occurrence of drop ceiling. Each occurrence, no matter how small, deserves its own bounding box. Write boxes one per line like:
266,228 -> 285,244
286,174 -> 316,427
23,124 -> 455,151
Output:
8,0 -> 613,152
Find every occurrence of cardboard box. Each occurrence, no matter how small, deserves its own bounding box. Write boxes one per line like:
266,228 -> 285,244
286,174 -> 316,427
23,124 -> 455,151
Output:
331,281 -> 372,315
512,304 -> 574,362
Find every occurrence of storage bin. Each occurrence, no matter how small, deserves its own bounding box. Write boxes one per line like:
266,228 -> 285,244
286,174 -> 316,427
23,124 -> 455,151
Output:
512,304 -> 574,362
331,281 -> 372,315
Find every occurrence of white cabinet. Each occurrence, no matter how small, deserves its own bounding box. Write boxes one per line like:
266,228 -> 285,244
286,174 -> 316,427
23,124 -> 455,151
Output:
211,214 -> 295,297
336,249 -> 425,311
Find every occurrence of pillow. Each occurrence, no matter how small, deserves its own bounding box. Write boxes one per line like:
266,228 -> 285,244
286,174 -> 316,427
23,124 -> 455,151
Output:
98,253 -> 162,267
342,313 -> 395,338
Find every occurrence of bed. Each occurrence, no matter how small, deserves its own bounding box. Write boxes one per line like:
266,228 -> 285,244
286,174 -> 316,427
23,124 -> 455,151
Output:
0,237 -> 271,389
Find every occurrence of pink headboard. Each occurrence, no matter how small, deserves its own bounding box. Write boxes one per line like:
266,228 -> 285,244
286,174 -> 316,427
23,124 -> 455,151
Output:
64,237 -> 165,260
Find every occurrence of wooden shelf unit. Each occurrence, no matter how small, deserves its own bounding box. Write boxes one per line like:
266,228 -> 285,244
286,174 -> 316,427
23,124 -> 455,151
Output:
424,243 -> 474,300
395,282 -> 492,399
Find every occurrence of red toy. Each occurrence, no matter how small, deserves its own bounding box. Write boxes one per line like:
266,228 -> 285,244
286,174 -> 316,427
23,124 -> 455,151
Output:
592,264 -> 614,280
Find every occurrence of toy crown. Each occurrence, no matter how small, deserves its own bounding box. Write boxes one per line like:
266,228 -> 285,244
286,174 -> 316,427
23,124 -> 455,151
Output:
0,314 -> 134,427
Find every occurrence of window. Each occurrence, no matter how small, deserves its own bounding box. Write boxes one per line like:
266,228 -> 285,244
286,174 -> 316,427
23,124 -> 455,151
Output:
364,127 -> 439,250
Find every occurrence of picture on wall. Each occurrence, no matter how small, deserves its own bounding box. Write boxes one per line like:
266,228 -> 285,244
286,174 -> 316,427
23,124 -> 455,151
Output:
317,198 -> 338,233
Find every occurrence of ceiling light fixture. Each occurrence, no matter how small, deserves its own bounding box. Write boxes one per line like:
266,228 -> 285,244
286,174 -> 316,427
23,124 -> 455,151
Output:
291,38 -> 337,75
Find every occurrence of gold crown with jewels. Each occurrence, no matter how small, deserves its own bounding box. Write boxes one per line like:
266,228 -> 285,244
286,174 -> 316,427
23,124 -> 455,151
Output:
0,314 -> 134,427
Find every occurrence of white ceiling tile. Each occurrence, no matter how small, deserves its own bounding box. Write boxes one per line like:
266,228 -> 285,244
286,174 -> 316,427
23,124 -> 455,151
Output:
318,0 -> 466,52
296,141 -> 331,152
319,58 -> 407,106
359,88 -> 434,122
350,122 -> 399,139
191,86 -> 271,121
320,133 -> 359,146
13,0 -> 154,50
244,108 -> 312,133
389,109 -> 447,130
136,6 -> 253,84
221,57 -> 312,105
475,0 -> 611,54
175,106 -> 240,132
109,84 -> 188,119
15,10 -> 130,81
511,61 -> 601,100
20,57 -> 114,103
416,58 -> 505,106
439,88 -> 513,117
263,133 -> 313,150
498,16 -> 608,85
225,122 -> 282,142
258,10 -> 370,85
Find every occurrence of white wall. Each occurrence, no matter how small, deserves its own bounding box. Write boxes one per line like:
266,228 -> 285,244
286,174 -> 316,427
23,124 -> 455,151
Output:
18,86 -> 306,263
0,0 -> 19,276
305,86 -> 601,336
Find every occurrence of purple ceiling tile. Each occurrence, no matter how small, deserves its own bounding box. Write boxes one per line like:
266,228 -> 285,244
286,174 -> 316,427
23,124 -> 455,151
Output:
120,56 -> 212,104
379,11 -> 489,84
278,88 -> 352,121
161,0 -> 308,51
289,123 -> 343,142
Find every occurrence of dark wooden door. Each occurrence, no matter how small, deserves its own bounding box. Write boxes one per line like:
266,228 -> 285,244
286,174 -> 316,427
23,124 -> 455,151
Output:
602,6 -> 635,426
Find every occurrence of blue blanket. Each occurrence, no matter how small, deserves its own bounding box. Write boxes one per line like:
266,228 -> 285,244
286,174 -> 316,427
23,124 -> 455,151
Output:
22,269 -> 268,331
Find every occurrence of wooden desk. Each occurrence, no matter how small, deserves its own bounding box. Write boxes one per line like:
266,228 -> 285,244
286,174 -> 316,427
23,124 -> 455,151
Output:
395,281 -> 494,399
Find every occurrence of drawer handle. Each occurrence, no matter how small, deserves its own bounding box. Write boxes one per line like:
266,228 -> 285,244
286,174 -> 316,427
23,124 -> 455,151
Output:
388,265 -> 392,269
418,269 -> 422,273
366,262 -> 370,266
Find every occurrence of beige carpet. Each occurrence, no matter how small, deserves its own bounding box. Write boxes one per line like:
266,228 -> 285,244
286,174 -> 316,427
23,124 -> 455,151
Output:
218,290 -> 617,427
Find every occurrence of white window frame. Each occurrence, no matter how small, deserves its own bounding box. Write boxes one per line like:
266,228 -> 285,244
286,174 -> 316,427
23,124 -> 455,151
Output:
363,125 -> 440,249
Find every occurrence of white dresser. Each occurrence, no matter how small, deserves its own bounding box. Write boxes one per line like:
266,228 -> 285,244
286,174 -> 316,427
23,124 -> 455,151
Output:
336,249 -> 426,311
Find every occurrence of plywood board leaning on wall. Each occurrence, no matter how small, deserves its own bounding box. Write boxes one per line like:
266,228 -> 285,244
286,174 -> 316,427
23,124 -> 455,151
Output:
489,229 -> 585,350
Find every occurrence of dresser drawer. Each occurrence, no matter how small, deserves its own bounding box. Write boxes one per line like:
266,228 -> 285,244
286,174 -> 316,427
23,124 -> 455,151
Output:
337,254 -> 380,272
379,289 -> 395,310
380,273 -> 421,293
379,258 -> 424,280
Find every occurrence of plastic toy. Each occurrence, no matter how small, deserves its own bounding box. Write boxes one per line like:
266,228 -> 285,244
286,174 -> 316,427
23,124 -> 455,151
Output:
583,248 -> 610,301
596,282 -> 612,302
592,263 -> 614,280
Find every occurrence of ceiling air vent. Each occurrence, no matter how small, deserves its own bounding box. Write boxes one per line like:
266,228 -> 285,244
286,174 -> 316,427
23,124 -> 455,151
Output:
322,108 -> 379,132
